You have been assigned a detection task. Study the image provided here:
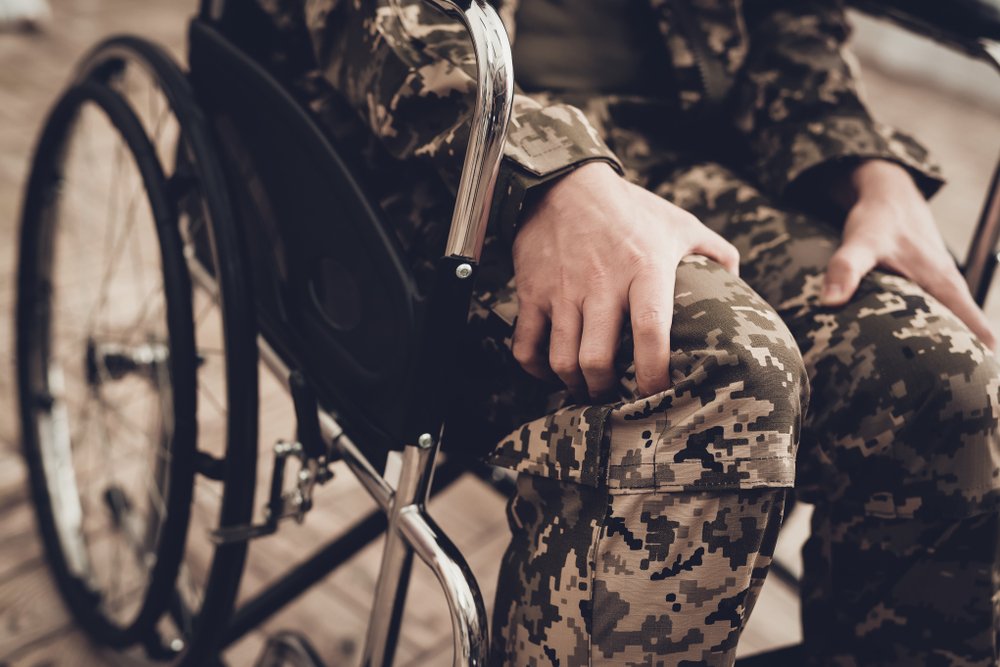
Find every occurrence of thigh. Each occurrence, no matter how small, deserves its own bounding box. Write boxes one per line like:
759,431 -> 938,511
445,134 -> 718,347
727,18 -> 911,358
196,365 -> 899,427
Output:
658,162 -> 1000,519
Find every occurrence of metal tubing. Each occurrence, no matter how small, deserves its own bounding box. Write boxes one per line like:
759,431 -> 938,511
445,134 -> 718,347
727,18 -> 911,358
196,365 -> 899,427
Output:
258,334 -> 395,510
256,328 -> 489,664
242,195 -> 493,666
362,443 -> 437,667
220,459 -> 470,649
964,158 -> 1000,304
319,411 -> 394,510
222,509 -> 389,649
411,0 -> 513,262
962,41 -> 1000,304
398,508 -> 489,666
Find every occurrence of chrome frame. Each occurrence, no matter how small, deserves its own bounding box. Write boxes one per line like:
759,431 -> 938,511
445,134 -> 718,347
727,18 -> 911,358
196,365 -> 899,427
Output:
252,2 -> 513,664
258,337 -> 490,667
424,0 -> 515,263
961,39 -> 1000,303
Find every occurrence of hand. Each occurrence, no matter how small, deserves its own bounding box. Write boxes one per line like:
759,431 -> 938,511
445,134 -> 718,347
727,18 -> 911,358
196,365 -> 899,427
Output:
511,162 -> 740,400
821,159 -> 996,349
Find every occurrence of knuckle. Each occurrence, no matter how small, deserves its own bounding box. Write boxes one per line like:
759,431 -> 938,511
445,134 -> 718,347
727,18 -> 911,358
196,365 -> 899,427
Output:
679,210 -> 702,227
623,248 -> 651,273
633,308 -> 670,333
511,340 -> 537,367
579,349 -> 614,375
722,248 -> 740,268
549,352 -> 578,376
828,256 -> 858,281
828,253 -> 853,272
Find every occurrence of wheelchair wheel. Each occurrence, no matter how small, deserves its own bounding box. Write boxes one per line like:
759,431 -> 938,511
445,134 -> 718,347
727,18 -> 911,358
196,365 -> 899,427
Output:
71,37 -> 262,663
17,79 -> 197,647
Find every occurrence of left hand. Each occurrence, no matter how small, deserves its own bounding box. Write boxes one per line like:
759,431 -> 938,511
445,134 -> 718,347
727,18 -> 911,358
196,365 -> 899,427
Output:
821,159 -> 997,350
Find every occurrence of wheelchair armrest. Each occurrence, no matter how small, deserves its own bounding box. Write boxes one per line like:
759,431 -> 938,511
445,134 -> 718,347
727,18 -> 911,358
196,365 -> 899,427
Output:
848,0 -> 1000,60
416,0 -> 514,263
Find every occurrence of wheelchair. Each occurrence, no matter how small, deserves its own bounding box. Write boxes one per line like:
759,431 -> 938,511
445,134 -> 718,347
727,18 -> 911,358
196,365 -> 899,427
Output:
13,0 -> 1000,665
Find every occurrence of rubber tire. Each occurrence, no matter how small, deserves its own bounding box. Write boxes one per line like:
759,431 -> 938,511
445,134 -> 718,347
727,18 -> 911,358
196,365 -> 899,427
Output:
17,79 -> 198,649
75,36 -> 261,665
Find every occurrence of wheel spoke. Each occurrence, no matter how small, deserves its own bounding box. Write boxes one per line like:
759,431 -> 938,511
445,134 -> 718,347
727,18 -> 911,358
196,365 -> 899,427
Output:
197,379 -> 227,418
87,157 -> 146,336
20,67 -> 249,634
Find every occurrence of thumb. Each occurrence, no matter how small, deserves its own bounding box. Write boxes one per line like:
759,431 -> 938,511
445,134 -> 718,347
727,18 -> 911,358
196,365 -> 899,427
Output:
822,240 -> 878,306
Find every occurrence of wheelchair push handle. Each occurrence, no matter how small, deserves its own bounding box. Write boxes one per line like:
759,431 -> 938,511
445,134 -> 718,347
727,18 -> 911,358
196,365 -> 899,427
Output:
418,0 -> 515,263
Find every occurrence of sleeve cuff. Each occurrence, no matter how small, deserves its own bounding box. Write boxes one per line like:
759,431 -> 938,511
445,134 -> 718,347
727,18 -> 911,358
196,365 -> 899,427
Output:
487,96 -> 624,247
754,114 -> 945,202
490,155 -> 624,249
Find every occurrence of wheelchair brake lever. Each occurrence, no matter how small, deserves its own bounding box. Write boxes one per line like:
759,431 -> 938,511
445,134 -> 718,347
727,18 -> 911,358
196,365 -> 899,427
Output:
289,370 -> 327,461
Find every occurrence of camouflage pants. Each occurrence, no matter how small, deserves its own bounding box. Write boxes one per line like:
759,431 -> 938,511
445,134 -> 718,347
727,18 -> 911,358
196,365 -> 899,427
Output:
484,158 -> 1000,666
294,74 -> 1000,663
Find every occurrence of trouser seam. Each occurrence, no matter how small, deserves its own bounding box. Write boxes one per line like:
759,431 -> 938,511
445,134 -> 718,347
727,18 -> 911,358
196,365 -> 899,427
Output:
586,488 -> 611,667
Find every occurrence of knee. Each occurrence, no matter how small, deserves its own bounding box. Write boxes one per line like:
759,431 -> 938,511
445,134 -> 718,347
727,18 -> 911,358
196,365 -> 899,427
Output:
806,287 -> 1000,512
899,340 -> 1000,466
669,257 -> 810,440
812,304 -> 1000,455
613,257 -> 809,487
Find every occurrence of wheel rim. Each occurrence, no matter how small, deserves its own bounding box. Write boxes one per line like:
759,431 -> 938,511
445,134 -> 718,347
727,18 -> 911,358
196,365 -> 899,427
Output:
81,45 -> 259,652
20,84 -> 191,635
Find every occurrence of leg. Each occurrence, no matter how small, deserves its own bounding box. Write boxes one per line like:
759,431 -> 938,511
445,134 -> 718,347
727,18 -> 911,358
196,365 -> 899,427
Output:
491,257 -> 807,665
666,162 -> 1000,666
492,476 -> 785,666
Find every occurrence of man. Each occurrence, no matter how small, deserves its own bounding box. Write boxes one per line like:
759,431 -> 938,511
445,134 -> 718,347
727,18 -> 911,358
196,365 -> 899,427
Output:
260,0 -> 1000,663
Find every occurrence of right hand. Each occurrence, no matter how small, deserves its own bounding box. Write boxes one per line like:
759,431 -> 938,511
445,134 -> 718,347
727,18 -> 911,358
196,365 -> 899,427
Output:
511,162 -> 740,401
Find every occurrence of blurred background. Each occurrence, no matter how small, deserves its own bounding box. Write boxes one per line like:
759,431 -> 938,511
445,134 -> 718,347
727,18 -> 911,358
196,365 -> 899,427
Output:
0,2 -> 998,665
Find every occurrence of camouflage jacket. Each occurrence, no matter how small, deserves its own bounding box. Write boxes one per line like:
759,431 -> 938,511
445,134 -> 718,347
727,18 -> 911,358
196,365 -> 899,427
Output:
299,0 -> 943,240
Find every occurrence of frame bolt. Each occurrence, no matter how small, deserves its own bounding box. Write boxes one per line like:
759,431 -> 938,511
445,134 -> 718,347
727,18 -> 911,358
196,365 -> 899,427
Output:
455,263 -> 473,279
417,433 -> 434,449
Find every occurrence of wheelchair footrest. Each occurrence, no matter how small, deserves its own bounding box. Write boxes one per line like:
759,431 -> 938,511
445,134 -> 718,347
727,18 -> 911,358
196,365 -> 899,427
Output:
211,438 -> 334,544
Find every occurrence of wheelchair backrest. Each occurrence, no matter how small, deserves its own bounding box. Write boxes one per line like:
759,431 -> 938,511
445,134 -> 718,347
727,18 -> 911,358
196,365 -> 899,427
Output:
188,18 -> 426,458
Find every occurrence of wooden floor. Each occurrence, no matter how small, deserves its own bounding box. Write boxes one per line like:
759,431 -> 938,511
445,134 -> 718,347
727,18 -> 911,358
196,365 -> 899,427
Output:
1,2 -> 998,666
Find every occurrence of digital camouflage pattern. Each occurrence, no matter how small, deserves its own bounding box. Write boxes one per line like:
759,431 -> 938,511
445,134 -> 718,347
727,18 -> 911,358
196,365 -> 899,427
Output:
658,161 -> 1000,666
488,255 -> 806,494
475,154 -> 1000,666
487,256 -> 803,666
249,0 -> 1000,664
298,0 -> 942,239
663,162 -> 1000,523
492,475 -> 785,665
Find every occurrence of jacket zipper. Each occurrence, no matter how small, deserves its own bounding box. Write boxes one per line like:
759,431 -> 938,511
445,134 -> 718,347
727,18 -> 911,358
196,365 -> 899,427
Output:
670,0 -> 730,113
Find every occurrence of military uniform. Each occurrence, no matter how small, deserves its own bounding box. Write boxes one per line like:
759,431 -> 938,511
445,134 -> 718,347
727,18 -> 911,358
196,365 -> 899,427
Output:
254,0 -> 1000,664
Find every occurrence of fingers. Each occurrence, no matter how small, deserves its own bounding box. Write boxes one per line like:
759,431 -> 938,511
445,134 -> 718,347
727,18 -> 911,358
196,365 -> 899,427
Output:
511,304 -> 552,381
628,267 -> 675,397
579,296 -> 625,399
548,302 -> 586,397
822,240 -> 878,306
514,298 -> 626,399
690,228 -> 741,275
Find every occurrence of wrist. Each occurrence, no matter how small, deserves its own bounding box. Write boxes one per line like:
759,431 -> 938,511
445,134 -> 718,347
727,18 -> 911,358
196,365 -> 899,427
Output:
835,159 -> 919,209
520,161 -> 621,229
